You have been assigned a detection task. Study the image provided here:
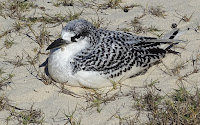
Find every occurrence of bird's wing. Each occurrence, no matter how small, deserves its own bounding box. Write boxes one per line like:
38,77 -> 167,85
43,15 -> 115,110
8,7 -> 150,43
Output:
109,31 -> 184,51
98,28 -> 187,47
97,30 -> 179,52
72,37 -> 167,78
72,28 -> 187,77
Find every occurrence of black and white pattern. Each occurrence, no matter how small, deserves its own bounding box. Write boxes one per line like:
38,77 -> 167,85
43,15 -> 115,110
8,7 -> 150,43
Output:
47,19 -> 188,88
69,20 -> 179,76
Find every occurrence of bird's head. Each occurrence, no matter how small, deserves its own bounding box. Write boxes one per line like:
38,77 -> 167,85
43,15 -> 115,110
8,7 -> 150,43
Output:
46,19 -> 95,50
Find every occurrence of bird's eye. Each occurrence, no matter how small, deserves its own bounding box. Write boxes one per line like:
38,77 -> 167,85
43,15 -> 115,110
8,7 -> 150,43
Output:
74,34 -> 81,39
71,34 -> 81,42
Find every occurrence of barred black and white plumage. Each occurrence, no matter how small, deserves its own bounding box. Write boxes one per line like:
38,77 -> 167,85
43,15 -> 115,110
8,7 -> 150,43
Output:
46,19 -> 189,88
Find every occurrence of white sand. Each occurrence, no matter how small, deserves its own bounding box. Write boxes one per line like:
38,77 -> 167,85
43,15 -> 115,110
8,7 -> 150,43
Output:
0,0 -> 200,124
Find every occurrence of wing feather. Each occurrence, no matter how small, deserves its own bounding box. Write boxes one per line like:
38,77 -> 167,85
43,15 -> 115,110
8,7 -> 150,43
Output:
72,28 -> 185,77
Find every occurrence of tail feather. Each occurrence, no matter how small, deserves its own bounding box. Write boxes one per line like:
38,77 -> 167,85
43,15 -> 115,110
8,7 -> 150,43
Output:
148,27 -> 190,50
161,27 -> 190,39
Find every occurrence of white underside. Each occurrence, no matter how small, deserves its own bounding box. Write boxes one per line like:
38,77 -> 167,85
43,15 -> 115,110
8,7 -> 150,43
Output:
48,38 -> 88,87
74,66 -> 146,88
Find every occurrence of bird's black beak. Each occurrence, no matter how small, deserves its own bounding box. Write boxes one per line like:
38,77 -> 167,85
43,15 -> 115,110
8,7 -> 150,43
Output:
46,38 -> 68,50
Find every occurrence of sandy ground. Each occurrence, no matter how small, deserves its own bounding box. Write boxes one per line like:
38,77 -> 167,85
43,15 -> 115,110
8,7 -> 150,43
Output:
0,0 -> 200,124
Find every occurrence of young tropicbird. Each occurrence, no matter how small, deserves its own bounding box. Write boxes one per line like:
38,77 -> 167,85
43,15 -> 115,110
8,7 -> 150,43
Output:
46,19 -> 188,88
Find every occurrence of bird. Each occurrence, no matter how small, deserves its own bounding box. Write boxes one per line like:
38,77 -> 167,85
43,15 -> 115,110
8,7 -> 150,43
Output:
45,19 -> 188,88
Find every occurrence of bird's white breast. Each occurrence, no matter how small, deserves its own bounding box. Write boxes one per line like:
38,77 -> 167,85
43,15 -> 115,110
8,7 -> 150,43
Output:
48,39 -> 90,86
47,38 -> 119,88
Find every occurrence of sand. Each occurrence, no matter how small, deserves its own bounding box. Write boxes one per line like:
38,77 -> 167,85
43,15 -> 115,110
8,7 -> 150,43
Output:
0,0 -> 200,124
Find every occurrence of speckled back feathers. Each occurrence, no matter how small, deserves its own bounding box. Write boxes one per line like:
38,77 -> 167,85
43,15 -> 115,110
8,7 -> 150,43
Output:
69,21 -> 177,78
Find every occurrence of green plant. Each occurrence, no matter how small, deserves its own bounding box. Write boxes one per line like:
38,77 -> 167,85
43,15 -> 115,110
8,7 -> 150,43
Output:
5,55 -> 26,67
84,89 -> 118,113
0,67 -> 5,76
53,0 -> 74,7
3,0 -> 35,20
0,73 -> 15,90
0,94 -> 9,111
148,6 -> 166,18
66,9 -> 82,22
4,37 -> 14,49
130,80 -> 200,124
97,0 -> 122,9
63,105 -> 81,125
150,86 -> 200,124
90,16 -> 105,28
6,105 -> 44,125
175,11 -> 194,23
